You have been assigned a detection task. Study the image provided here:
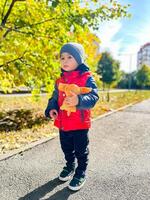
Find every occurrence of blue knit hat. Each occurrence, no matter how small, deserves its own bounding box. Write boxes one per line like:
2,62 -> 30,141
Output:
60,42 -> 85,65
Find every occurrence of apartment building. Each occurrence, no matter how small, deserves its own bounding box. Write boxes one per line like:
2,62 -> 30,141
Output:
137,42 -> 150,69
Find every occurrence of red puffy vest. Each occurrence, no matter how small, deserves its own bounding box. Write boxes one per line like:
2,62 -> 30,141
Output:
54,70 -> 91,131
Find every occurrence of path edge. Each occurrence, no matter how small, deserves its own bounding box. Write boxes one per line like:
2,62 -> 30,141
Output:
0,103 -> 134,162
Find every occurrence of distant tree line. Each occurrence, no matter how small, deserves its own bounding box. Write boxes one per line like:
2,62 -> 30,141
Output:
96,51 -> 150,100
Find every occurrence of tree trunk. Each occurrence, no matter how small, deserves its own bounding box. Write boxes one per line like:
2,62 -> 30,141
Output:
107,84 -> 110,102
102,82 -> 105,91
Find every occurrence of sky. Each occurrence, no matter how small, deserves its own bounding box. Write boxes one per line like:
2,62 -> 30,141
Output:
94,0 -> 150,73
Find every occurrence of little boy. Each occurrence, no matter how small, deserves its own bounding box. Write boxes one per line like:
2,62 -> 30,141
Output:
45,42 -> 99,191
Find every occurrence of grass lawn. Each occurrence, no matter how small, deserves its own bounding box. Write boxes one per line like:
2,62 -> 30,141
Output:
0,90 -> 150,155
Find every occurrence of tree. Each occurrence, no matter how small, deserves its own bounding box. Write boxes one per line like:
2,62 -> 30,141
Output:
118,71 -> 138,89
97,51 -> 121,101
136,65 -> 150,89
0,0 -> 130,93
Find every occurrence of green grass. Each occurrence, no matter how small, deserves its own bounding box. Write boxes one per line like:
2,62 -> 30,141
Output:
0,90 -> 150,154
92,90 -> 150,117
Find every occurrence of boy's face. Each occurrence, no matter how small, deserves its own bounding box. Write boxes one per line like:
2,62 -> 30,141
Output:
60,52 -> 78,72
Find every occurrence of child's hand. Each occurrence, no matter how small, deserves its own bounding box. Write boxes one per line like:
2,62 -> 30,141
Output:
64,92 -> 79,106
49,109 -> 58,120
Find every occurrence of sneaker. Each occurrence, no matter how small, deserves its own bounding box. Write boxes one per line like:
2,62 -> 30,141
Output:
59,166 -> 74,182
68,176 -> 86,191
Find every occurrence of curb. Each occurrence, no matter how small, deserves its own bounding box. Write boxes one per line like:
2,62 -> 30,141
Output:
92,103 -> 133,122
0,103 -> 134,162
0,136 -> 57,162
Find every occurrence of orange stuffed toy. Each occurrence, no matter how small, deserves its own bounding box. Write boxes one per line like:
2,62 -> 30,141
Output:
58,83 -> 92,116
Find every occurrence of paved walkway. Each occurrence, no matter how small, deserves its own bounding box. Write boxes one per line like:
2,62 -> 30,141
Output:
0,99 -> 150,200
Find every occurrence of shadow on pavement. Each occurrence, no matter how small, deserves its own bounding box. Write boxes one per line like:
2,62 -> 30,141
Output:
18,177 -> 74,200
44,187 -> 76,200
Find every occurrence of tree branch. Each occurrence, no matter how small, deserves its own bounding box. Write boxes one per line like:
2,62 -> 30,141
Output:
1,25 -> 54,39
1,0 -> 8,21
29,17 -> 61,27
1,25 -> 32,37
15,17 -> 63,29
1,0 -> 26,27
1,0 -> 16,26
0,56 -> 23,68
0,50 -> 27,68
2,27 -> 12,38
1,16 -> 63,38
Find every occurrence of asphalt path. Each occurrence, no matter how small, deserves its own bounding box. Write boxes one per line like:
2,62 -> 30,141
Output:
0,99 -> 150,200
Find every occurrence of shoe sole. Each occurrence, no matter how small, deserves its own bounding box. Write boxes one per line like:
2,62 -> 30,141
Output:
58,174 -> 73,182
68,179 -> 86,191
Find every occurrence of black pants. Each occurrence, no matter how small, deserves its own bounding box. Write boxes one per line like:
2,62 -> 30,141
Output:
59,129 -> 89,177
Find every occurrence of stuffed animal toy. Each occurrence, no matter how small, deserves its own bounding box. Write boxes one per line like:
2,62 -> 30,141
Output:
58,83 -> 92,116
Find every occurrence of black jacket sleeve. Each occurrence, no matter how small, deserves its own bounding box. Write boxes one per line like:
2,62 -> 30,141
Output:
45,84 -> 59,118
